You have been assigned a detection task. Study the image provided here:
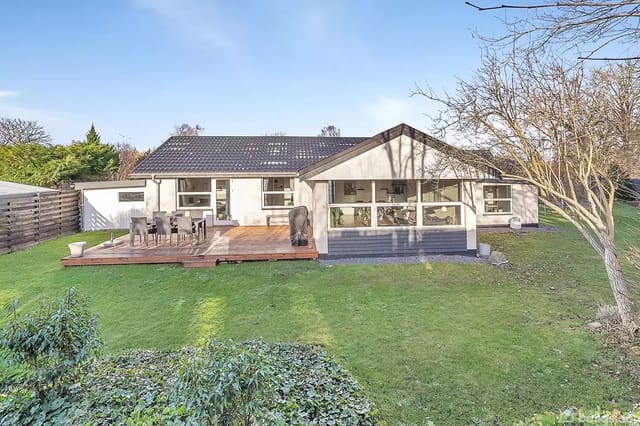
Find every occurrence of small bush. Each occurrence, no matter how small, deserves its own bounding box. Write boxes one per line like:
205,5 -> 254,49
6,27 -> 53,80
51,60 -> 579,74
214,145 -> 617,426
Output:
0,288 -> 101,399
170,339 -> 271,425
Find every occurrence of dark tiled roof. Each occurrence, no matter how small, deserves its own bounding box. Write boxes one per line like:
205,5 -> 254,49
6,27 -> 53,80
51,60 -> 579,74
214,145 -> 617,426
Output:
133,136 -> 369,175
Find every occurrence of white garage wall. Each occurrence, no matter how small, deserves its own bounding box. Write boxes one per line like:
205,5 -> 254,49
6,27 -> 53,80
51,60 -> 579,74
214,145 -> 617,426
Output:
82,187 -> 146,230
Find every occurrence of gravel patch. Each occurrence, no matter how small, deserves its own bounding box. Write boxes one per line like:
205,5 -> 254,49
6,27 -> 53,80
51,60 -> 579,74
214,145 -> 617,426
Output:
477,224 -> 561,234
319,254 -> 489,266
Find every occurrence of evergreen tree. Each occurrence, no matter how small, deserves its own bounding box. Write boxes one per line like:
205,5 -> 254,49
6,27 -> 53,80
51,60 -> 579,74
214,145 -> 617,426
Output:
85,123 -> 101,144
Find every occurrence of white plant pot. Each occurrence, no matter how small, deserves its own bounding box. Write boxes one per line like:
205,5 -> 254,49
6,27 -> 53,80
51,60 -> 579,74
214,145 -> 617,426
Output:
478,243 -> 491,258
68,242 -> 87,258
510,218 -> 522,230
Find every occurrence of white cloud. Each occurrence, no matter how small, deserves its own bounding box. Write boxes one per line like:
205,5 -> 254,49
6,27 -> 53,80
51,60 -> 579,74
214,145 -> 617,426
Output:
0,90 -> 19,100
132,0 -> 236,52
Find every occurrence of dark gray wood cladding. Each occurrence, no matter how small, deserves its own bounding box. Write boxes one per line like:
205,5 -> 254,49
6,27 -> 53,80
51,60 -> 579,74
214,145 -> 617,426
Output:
327,228 -> 468,257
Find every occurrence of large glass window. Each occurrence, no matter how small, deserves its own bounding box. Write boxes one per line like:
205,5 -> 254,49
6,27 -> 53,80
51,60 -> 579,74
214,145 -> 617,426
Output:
178,178 -> 211,193
423,205 -> 461,226
262,178 -> 294,208
330,207 -> 371,228
483,185 -> 512,214
375,180 -> 417,203
422,180 -> 460,202
329,180 -> 372,203
327,179 -> 465,229
177,178 -> 211,208
377,206 -> 417,227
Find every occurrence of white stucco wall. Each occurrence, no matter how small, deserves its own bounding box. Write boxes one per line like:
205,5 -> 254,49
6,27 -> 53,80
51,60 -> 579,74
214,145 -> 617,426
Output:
145,177 -> 314,226
144,178 -> 178,215
229,178 -> 314,226
475,182 -> 539,226
82,186 -> 147,230
306,135 -> 487,181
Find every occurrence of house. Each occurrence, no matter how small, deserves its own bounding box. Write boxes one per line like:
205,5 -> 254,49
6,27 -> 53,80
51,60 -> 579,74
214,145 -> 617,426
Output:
92,123 -> 538,258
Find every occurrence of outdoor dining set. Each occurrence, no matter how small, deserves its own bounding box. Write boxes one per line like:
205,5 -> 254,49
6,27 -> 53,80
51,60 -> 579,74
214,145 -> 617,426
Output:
129,211 -> 207,247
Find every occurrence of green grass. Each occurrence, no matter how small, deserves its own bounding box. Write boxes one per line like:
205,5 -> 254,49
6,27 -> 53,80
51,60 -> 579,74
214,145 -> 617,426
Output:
1,204 -> 639,424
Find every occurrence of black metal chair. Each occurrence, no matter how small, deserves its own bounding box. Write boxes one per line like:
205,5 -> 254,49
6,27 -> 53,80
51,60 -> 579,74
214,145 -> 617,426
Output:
289,206 -> 309,246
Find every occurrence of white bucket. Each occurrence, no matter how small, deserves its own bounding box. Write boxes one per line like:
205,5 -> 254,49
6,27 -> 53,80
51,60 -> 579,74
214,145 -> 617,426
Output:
478,242 -> 491,258
509,217 -> 522,230
68,242 -> 87,258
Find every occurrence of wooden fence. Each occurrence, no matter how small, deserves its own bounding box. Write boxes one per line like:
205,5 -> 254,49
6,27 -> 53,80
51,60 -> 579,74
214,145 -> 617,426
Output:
0,191 -> 80,254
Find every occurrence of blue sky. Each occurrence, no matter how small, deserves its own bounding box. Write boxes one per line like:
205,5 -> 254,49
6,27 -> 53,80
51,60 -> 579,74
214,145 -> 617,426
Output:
0,1 -> 513,149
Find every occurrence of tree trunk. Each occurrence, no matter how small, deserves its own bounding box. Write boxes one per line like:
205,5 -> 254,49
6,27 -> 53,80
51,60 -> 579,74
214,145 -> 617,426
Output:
602,234 -> 637,328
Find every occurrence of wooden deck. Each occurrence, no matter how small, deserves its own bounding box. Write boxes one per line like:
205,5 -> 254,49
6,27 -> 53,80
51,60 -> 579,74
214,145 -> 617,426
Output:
61,225 -> 318,267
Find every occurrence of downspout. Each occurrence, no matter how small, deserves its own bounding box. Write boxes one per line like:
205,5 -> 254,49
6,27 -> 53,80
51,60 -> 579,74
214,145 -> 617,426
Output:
151,175 -> 162,212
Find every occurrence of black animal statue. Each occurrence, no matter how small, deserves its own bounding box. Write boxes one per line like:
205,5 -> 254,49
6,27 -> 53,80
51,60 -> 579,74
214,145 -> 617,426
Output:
289,206 -> 309,246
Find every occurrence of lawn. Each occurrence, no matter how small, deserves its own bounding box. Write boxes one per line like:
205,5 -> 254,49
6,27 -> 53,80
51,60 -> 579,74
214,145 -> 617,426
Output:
1,204 -> 639,424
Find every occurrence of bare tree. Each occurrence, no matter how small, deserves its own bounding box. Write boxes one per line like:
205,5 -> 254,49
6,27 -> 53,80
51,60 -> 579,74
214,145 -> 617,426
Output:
0,118 -> 51,145
415,51 -> 640,327
173,123 -> 204,136
110,139 -> 150,181
318,125 -> 341,137
466,1 -> 640,60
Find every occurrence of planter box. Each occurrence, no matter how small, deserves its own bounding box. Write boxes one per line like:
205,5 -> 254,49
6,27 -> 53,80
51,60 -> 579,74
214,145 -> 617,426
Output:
68,242 -> 87,257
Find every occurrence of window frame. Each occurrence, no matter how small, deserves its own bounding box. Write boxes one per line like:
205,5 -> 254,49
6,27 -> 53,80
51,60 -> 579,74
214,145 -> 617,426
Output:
176,178 -> 212,210
118,191 -> 144,202
482,184 -> 512,215
327,180 -> 466,230
261,177 -> 295,210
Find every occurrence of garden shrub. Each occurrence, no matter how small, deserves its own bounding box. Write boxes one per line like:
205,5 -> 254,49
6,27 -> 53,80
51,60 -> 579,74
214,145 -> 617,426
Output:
1,342 -> 377,425
170,339 -> 272,425
0,288 -> 101,424
0,291 -> 376,424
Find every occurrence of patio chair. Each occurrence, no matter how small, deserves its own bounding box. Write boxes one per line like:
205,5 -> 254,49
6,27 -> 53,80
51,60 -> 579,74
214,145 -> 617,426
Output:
288,206 -> 309,246
152,211 -> 167,219
176,216 -> 195,245
188,210 -> 203,219
155,216 -> 174,245
129,216 -> 149,247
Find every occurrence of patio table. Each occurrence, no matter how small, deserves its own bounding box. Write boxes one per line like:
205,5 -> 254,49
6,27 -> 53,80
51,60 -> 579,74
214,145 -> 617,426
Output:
146,217 -> 207,241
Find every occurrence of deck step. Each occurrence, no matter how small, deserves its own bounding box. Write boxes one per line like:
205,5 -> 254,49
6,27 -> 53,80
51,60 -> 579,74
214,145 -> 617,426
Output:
182,259 -> 218,268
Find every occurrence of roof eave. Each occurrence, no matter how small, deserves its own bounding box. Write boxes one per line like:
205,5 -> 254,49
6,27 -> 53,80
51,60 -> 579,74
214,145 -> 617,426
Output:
129,171 -> 299,179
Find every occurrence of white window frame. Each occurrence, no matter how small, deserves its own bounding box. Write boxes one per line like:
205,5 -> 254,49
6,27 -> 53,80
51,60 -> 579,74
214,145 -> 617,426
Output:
483,184 -> 512,215
176,178 -> 212,210
118,191 -> 144,202
262,177 -> 295,209
327,180 -> 466,230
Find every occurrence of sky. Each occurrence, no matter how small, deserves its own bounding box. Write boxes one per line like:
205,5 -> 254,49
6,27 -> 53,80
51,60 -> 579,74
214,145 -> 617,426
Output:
0,1 -> 516,149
